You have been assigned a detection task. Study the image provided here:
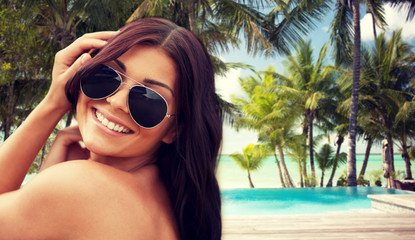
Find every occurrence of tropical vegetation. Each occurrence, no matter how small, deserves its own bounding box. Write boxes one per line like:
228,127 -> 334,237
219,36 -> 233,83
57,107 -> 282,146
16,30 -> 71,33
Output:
230,144 -> 271,188
233,30 -> 415,187
1,0 -> 415,188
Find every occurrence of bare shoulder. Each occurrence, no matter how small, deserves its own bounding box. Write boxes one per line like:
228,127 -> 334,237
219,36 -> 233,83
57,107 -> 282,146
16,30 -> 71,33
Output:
0,160 -> 179,239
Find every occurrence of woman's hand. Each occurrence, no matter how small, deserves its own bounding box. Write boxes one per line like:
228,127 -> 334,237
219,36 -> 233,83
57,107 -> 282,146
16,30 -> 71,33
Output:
39,126 -> 90,172
0,31 -> 118,192
45,31 -> 118,112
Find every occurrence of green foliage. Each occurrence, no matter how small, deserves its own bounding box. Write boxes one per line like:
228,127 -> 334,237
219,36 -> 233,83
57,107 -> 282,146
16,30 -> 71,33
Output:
315,144 -> 335,170
395,170 -> 406,180
28,0 -> 137,49
230,144 -> 270,171
128,0 -> 331,57
0,1 -> 54,139
336,171 -> 348,187
357,175 -> 370,186
27,162 -> 39,175
304,176 -> 317,187
369,170 -> 383,187
409,145 -> 415,160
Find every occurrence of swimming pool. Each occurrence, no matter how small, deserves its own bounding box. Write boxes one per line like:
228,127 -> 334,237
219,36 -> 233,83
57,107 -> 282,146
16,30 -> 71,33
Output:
221,187 -> 414,215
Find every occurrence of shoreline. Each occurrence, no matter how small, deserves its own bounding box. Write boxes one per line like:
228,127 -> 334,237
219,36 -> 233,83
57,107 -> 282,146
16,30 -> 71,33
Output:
217,154 -> 415,189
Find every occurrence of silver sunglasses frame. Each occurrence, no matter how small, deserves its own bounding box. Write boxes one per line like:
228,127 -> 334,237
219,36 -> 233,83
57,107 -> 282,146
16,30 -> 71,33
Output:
80,64 -> 175,129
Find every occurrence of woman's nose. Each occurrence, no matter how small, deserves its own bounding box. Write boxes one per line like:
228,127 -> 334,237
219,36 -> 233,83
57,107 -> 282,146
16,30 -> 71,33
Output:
106,85 -> 129,113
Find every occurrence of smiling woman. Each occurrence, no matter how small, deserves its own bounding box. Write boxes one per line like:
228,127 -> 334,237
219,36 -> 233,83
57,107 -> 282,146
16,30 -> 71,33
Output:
0,18 -> 222,240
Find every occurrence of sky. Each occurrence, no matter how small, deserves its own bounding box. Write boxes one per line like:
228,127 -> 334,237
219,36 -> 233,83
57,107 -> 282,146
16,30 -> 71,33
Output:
215,3 -> 415,155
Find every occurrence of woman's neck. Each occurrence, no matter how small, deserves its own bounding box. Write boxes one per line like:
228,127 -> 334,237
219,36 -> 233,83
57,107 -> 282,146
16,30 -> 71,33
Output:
88,152 -> 156,173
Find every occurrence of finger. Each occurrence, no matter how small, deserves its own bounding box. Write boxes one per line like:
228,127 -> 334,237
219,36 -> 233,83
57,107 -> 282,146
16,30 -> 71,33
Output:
55,31 -> 118,66
79,31 -> 119,40
56,39 -> 106,67
60,53 -> 92,81
67,31 -> 118,54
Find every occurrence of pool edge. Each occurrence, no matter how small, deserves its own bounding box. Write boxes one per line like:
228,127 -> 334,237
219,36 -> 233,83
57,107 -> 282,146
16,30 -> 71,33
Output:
368,194 -> 415,213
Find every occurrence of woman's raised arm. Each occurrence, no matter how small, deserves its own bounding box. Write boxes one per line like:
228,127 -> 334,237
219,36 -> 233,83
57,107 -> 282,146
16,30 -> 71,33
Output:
0,32 -> 117,193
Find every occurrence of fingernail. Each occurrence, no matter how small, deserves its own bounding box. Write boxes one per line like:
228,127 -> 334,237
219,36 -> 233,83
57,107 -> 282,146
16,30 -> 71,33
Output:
80,54 -> 87,64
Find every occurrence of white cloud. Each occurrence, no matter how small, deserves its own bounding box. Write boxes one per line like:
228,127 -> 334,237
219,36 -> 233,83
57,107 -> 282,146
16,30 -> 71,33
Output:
360,13 -> 376,42
215,67 -> 244,101
221,126 -> 258,154
361,3 -> 415,42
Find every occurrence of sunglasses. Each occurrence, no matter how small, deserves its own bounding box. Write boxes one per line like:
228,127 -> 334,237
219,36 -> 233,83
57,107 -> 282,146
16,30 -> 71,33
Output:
80,64 -> 175,129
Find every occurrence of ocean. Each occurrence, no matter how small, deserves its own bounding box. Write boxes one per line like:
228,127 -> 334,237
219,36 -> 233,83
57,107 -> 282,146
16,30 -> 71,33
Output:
217,154 -> 415,189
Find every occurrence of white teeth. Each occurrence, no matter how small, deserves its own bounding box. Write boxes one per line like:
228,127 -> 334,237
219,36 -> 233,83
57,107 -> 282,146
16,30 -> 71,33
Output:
95,111 -> 131,133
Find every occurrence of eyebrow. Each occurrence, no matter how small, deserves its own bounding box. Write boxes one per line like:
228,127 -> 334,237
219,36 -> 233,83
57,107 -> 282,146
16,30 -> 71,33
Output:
114,59 -> 175,96
114,59 -> 126,71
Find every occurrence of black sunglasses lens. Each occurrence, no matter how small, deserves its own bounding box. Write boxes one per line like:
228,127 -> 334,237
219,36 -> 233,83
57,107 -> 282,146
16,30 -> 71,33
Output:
128,86 -> 168,128
81,65 -> 121,99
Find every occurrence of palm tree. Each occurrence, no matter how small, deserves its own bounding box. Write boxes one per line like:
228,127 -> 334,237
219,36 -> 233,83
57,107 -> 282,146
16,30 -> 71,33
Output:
0,1 -> 53,140
326,128 -> 347,187
230,144 -> 270,188
340,30 -> 415,185
356,116 -> 385,179
337,0 -> 362,187
30,0 -> 135,48
286,134 -> 308,187
127,0 -> 332,76
232,67 -> 298,187
268,39 -> 338,186
316,144 -> 336,187
393,46 -> 415,179
337,65 -> 384,183
395,102 -> 415,179
329,0 -> 415,186
258,126 -> 297,188
258,131 -> 286,188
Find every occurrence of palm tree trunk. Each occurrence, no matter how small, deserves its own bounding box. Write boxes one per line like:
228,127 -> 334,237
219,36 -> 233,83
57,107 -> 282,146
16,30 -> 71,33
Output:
273,153 -> 286,187
277,145 -> 295,187
400,125 -> 412,179
359,137 -> 373,178
347,0 -> 361,187
188,0 -> 197,34
302,119 -> 310,187
402,150 -> 413,179
320,171 -> 325,187
326,160 -> 338,187
326,135 -> 344,187
389,137 -> 395,174
247,169 -> 255,188
303,157 -> 309,187
386,134 -> 396,188
299,160 -> 304,188
309,113 -> 316,187
388,136 -> 396,188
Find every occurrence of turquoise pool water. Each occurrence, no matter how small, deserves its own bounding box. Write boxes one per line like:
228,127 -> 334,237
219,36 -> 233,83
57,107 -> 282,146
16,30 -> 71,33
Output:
221,187 -> 414,215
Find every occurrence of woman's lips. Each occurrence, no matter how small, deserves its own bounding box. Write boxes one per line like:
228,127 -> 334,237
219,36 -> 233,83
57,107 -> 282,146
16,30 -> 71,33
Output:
93,108 -> 133,134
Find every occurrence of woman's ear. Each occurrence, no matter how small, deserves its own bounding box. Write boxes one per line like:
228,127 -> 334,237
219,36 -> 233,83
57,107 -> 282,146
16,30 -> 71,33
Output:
161,125 -> 177,144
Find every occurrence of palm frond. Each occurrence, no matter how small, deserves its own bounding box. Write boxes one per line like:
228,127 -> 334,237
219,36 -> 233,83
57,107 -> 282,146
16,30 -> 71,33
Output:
386,0 -> 415,21
330,1 -> 353,67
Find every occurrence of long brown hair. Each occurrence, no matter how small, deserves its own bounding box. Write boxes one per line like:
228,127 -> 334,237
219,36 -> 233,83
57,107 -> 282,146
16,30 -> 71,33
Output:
65,18 -> 222,240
